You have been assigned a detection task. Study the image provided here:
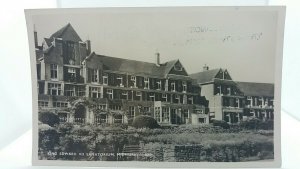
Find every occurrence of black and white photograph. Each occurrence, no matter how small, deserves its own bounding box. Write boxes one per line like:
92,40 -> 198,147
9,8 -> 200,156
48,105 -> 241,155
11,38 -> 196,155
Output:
25,7 -> 285,167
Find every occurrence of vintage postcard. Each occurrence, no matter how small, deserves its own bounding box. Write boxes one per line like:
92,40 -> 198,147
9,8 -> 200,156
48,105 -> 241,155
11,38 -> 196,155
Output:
25,7 -> 285,167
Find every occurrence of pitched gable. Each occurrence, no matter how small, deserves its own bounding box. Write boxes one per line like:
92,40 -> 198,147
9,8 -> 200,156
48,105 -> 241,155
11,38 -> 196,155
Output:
190,69 -> 220,84
166,60 -> 189,76
50,23 -> 82,42
215,69 -> 232,80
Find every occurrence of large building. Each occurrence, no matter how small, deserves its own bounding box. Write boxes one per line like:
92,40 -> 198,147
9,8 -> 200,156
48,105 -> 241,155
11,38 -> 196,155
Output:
35,23 -> 274,126
35,23 -> 209,126
190,65 -> 274,124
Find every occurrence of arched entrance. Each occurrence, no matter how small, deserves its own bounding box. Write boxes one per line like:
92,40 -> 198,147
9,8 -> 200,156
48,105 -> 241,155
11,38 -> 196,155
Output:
74,105 -> 86,124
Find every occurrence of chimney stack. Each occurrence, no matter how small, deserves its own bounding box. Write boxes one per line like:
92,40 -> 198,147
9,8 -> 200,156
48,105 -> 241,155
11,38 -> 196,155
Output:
155,52 -> 160,66
86,40 -> 91,55
203,64 -> 209,71
34,25 -> 38,48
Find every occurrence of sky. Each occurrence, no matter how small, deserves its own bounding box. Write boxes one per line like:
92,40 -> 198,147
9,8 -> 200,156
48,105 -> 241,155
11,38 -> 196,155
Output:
30,7 -> 279,83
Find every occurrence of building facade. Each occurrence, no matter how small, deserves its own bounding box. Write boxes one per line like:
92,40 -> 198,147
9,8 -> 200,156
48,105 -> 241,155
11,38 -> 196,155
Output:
190,65 -> 274,124
35,23 -> 208,126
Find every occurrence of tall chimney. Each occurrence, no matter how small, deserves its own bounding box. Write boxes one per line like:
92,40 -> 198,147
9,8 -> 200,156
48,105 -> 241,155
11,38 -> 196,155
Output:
86,40 -> 91,55
34,25 -> 38,48
155,52 -> 160,66
203,64 -> 209,71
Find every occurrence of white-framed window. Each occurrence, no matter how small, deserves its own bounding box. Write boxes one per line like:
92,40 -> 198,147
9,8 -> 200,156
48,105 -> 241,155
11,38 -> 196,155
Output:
154,107 -> 161,122
227,87 -> 231,95
235,98 -> 240,108
171,82 -> 176,92
95,114 -> 107,124
48,83 -> 62,95
136,91 -> 142,100
53,102 -> 68,108
128,106 -> 135,119
50,64 -> 58,79
117,76 -> 123,87
90,87 -> 101,98
110,105 -> 122,110
182,81 -> 187,93
91,69 -> 98,83
76,86 -> 86,96
122,91 -> 128,100
68,67 -> 76,75
162,107 -> 170,123
143,107 -> 150,113
107,89 -> 113,99
114,114 -> 123,124
188,96 -> 193,104
131,76 -> 136,87
103,73 -> 108,85
175,94 -> 180,103
38,101 -> 48,107
149,93 -> 155,101
156,80 -> 161,90
162,93 -> 167,101
144,77 -> 149,89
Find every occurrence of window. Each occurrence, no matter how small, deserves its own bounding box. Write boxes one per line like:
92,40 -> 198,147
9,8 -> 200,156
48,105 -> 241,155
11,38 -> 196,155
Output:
162,107 -> 170,123
117,76 -> 123,87
216,85 -> 222,95
95,114 -> 107,124
131,76 -> 136,87
64,85 -> 75,96
68,68 -> 76,82
107,89 -> 113,99
171,82 -> 176,92
162,94 -> 167,101
76,86 -> 85,96
53,102 -> 68,108
235,98 -> 240,108
48,83 -> 62,95
97,104 -> 107,110
128,106 -> 135,119
38,101 -> 48,107
121,91 -> 128,100
198,118 -> 206,123
103,73 -> 108,85
156,80 -> 161,90
182,109 -> 189,124
155,107 -> 161,122
149,93 -> 155,101
175,94 -> 180,103
143,107 -> 150,113
182,81 -> 187,93
91,69 -> 98,83
90,87 -> 101,98
136,91 -> 142,100
144,77 -> 149,89
227,87 -> 231,95
188,96 -> 193,104
110,105 -> 122,110
114,115 -> 123,124
50,64 -> 58,79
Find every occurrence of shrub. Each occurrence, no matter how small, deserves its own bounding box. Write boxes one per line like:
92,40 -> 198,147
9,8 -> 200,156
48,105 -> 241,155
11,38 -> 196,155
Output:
212,120 -> 230,129
39,111 -> 60,127
132,115 -> 160,129
38,123 -> 59,151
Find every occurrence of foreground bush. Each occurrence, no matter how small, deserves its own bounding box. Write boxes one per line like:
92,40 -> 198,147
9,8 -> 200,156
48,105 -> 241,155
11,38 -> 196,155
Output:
132,115 -> 160,129
39,111 -> 60,127
212,120 -> 230,129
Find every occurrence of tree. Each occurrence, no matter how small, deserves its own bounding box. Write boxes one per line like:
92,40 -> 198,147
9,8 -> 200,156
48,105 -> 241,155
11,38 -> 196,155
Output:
39,111 -> 60,127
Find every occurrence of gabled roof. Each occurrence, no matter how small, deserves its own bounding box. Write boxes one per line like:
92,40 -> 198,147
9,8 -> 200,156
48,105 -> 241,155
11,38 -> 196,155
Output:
189,69 -> 221,84
43,38 -> 52,47
236,82 -> 274,97
85,52 -> 187,78
49,23 -> 82,42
